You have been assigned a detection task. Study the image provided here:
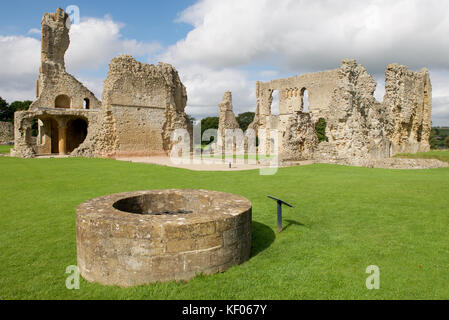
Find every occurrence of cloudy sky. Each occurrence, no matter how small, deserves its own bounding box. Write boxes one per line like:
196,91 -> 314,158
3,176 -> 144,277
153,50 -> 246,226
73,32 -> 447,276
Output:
1,0 -> 449,125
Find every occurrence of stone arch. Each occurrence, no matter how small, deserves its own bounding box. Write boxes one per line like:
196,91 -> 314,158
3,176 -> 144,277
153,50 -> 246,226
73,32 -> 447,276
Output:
55,94 -> 71,109
66,118 -> 88,153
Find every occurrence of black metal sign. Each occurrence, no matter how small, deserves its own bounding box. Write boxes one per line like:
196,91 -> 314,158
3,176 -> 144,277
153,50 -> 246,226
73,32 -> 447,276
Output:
267,195 -> 294,233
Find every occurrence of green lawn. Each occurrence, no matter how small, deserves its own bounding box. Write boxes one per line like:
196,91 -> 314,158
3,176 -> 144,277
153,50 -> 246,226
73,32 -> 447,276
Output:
0,156 -> 448,300
395,150 -> 449,163
0,145 -> 12,154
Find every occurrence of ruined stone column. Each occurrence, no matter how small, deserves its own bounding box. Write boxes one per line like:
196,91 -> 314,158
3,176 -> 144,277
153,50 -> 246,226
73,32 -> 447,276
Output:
58,120 -> 68,155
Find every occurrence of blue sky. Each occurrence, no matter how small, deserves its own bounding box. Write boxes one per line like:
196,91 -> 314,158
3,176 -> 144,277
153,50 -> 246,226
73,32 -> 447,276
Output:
1,0 -> 449,125
0,1 -> 196,44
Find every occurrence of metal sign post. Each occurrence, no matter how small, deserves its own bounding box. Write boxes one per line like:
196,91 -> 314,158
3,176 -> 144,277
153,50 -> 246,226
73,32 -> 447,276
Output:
267,195 -> 294,233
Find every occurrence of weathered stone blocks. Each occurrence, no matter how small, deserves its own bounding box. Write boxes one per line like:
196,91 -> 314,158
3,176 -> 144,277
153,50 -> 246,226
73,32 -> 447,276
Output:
76,189 -> 252,287
0,121 -> 14,145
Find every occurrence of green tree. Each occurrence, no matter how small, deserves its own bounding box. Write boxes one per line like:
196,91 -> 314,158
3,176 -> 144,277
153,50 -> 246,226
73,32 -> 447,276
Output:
429,128 -> 441,149
0,97 -> 11,122
0,99 -> 33,123
315,118 -> 328,143
10,100 -> 32,113
445,135 -> 449,149
236,112 -> 255,132
200,117 -> 219,144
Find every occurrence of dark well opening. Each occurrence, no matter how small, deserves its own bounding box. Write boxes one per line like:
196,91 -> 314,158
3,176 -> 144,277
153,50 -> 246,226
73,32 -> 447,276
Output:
113,194 -> 199,215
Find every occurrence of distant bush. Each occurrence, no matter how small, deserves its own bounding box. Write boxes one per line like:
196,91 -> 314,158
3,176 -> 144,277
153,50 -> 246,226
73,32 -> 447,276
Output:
315,118 -> 328,143
430,127 -> 449,149
236,112 -> 255,132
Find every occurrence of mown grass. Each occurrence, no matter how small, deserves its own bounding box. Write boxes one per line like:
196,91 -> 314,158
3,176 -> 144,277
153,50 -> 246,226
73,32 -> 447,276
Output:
0,145 -> 12,154
0,156 -> 448,300
395,150 -> 449,163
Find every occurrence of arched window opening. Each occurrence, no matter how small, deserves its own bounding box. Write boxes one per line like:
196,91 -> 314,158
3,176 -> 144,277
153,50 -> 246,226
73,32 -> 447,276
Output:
55,95 -> 71,109
300,88 -> 309,113
271,90 -> 280,115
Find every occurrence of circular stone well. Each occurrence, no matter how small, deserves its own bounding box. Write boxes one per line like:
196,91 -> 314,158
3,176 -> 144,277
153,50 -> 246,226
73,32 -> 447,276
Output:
76,189 -> 252,287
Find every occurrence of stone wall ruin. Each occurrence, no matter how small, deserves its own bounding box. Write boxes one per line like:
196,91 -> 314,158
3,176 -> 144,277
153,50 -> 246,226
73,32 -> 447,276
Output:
12,8 -> 192,158
0,121 -> 14,145
246,59 -> 432,165
11,8 -> 433,166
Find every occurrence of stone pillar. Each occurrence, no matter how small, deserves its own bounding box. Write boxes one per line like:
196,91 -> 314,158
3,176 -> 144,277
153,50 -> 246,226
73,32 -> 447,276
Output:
58,120 -> 68,155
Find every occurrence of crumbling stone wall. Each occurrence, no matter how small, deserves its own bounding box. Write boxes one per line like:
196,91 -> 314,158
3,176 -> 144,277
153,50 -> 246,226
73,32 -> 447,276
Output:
11,108 -> 98,158
216,92 -> 241,152
14,8 -> 191,159
322,59 -> 391,164
73,55 -> 192,157
0,121 -> 14,145
384,64 -> 432,154
250,68 -> 340,159
12,8 -> 433,165
31,8 -> 101,111
250,59 -> 432,164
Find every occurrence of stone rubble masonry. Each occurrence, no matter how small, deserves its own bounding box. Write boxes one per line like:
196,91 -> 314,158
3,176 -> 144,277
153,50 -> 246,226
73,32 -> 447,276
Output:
76,189 -> 252,287
0,122 -> 14,145
216,91 -> 241,152
12,8 -> 434,167
72,55 -> 193,158
30,8 -> 101,111
249,59 -> 432,165
12,8 -> 192,159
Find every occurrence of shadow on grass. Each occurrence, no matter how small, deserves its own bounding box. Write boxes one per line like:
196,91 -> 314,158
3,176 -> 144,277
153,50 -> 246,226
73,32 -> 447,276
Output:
251,221 -> 276,257
283,219 -> 306,231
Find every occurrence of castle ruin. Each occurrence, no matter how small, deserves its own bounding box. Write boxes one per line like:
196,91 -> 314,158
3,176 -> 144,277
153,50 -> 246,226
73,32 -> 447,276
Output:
229,60 -> 432,166
11,8 -> 433,167
11,8 -> 192,158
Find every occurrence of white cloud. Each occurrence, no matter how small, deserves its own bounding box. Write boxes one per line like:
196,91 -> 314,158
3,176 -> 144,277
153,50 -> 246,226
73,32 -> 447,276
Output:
1,2 -> 449,126
161,0 -> 449,124
0,35 -> 40,102
66,15 -> 161,72
0,15 -> 162,103
76,76 -> 105,100
27,28 -> 41,35
429,70 -> 449,126
179,64 -> 255,118
165,0 -> 449,74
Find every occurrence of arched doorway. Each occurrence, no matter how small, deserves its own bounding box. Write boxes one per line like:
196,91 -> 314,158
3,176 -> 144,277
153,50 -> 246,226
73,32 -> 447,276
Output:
66,118 -> 88,153
55,95 -> 71,109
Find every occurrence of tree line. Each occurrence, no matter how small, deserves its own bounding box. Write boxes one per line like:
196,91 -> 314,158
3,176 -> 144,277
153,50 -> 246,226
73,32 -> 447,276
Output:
0,97 -> 32,123
430,127 -> 449,149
